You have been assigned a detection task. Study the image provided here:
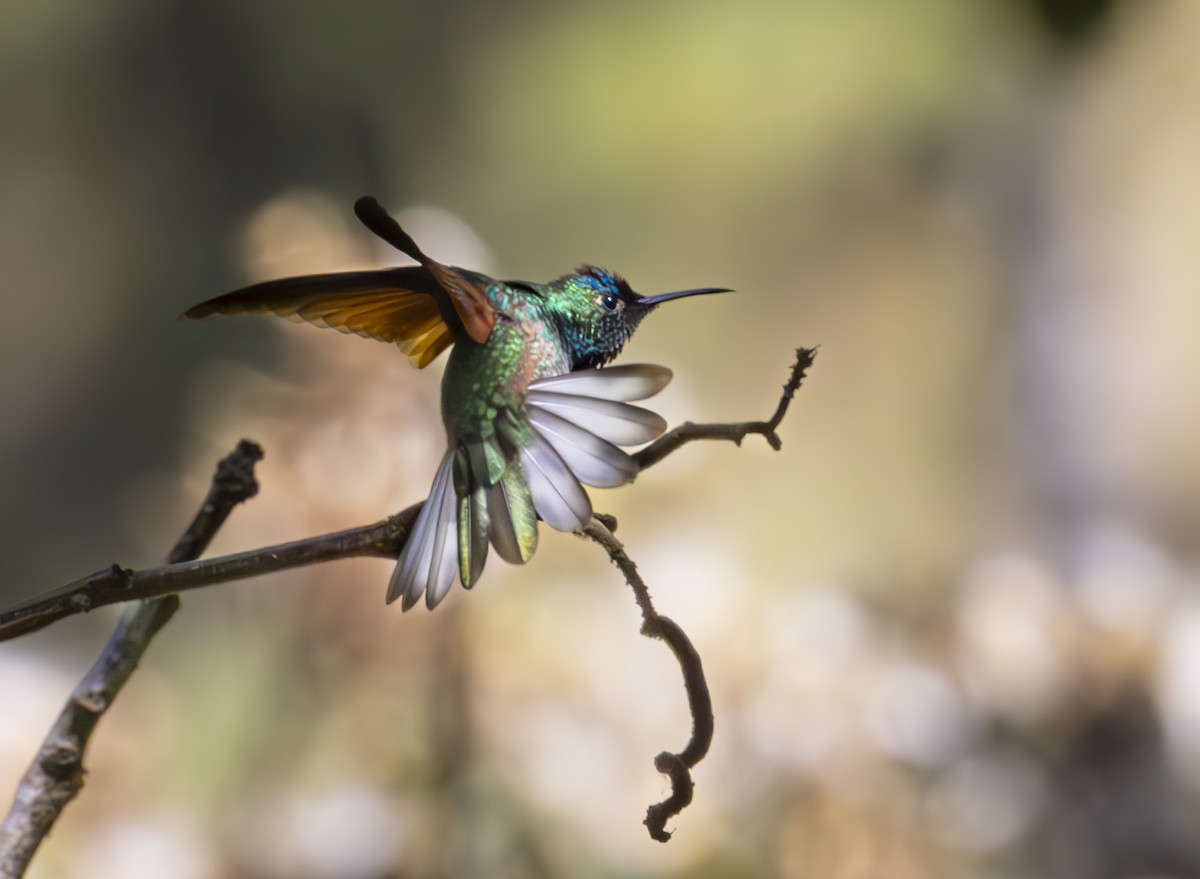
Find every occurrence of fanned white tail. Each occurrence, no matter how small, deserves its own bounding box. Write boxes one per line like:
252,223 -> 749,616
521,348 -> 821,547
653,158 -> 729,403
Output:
389,363 -> 673,610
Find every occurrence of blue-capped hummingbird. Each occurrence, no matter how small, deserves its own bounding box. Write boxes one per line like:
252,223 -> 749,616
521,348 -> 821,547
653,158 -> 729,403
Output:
185,197 -> 729,610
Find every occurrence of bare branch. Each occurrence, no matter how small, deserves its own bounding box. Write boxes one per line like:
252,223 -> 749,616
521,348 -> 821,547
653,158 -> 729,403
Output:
583,518 -> 714,842
635,346 -> 815,471
2,350 -> 811,642
0,440 -> 264,878
0,347 -> 812,856
0,508 -> 421,643
573,349 -> 814,839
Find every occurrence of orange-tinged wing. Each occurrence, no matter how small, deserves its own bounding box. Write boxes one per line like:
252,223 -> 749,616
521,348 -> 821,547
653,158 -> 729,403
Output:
183,267 -> 464,368
353,197 -> 497,345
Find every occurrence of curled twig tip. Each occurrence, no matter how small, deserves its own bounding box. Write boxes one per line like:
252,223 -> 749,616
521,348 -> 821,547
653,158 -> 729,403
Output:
645,752 -> 695,842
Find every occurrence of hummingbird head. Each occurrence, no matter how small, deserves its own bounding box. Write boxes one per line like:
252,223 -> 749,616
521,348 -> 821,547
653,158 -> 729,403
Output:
546,267 -> 730,370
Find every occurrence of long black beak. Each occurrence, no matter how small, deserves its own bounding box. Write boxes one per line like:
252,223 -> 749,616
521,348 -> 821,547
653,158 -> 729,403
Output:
638,286 -> 733,306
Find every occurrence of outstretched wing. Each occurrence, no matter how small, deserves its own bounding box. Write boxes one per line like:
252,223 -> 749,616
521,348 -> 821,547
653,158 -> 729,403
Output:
353,197 -> 497,345
183,266 -> 488,368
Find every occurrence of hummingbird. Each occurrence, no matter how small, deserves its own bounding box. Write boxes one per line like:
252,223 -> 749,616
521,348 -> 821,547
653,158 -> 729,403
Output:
185,197 -> 729,610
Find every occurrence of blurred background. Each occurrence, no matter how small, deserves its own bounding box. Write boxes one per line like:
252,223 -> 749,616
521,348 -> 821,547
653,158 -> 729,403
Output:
3,0 -> 1200,876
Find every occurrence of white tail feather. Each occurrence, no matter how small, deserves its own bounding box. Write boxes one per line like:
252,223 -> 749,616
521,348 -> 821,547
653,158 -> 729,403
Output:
526,391 -> 667,446
424,485 -> 459,609
521,433 -> 592,531
528,407 -> 638,488
388,451 -> 457,610
528,364 -> 672,402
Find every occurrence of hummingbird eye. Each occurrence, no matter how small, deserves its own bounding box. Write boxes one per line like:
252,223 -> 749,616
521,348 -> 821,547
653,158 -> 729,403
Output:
599,291 -> 621,312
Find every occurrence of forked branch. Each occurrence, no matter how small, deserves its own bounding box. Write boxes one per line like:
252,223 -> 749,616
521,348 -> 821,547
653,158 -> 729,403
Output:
0,440 -> 264,879
0,347 -> 815,866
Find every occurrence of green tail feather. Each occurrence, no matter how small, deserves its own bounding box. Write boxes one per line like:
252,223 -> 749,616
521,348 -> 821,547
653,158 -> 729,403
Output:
457,481 -> 489,587
486,461 -> 538,565
456,430 -> 538,578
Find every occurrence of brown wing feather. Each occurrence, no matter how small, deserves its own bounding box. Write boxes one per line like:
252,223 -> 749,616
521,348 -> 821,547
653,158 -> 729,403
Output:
352,197 -> 497,345
183,267 -> 461,369
425,264 -> 496,345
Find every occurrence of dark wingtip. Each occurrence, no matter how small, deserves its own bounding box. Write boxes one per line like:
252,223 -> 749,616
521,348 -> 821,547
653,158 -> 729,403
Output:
353,195 -> 425,263
352,195 -> 380,222
180,303 -> 214,320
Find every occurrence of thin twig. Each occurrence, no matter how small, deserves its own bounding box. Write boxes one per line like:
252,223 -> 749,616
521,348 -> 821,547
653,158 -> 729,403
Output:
576,349 -> 814,840
583,518 -> 714,842
635,346 -> 815,471
0,440 -> 264,879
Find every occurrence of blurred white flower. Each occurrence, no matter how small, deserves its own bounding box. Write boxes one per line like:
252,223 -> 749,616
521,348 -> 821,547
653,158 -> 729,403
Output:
864,660 -> 973,768
924,753 -> 1044,852
956,554 -> 1069,725
225,784 -> 406,879
72,813 -> 217,879
1157,597 -> 1200,791
1073,518 -> 1176,636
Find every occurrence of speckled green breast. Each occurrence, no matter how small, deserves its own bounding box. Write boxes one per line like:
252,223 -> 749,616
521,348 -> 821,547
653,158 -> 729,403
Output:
440,287 -> 570,445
